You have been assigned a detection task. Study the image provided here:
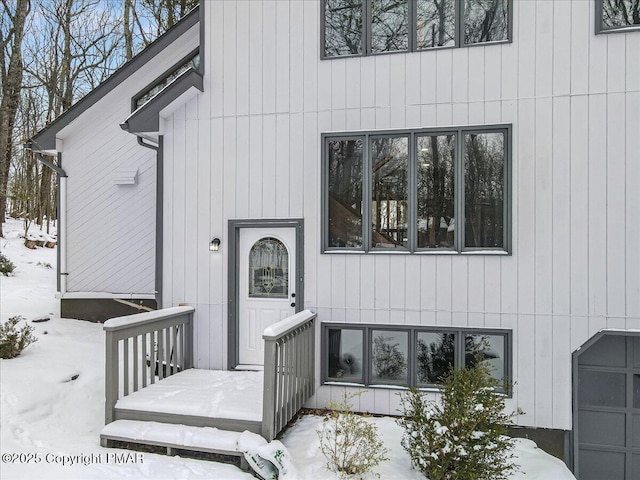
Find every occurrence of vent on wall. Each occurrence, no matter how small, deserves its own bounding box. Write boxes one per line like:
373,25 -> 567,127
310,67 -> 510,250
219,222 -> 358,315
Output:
114,168 -> 138,185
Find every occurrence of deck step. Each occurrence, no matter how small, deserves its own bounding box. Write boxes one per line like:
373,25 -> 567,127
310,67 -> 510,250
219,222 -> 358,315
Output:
100,420 -> 249,469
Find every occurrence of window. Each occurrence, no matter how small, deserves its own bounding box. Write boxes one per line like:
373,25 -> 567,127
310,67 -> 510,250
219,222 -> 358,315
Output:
597,0 -> 640,33
323,323 -> 511,390
323,125 -> 511,253
248,237 -> 288,298
322,0 -> 511,58
133,49 -> 200,110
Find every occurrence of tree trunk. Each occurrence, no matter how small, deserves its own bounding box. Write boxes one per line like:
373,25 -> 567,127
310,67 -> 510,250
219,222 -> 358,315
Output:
124,0 -> 134,61
0,0 -> 31,237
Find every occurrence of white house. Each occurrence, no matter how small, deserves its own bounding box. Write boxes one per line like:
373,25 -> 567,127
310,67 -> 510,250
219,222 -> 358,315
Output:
26,1 -> 640,478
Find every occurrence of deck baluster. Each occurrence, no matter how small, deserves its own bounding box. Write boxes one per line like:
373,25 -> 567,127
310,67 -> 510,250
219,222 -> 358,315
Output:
123,338 -> 129,396
262,310 -> 316,441
102,306 -> 195,439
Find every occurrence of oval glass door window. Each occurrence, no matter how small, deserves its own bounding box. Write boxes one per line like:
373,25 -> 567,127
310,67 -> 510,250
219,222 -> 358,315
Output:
249,237 -> 288,298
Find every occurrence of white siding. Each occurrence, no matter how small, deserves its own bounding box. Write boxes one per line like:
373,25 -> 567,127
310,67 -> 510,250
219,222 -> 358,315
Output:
158,1 -> 640,431
59,24 -> 200,295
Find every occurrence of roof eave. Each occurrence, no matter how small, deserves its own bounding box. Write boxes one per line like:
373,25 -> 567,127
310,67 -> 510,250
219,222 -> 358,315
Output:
26,5 -> 200,153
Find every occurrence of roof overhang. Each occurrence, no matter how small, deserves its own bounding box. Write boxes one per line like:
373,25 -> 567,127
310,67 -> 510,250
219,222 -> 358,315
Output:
25,6 -> 200,153
120,69 -> 203,135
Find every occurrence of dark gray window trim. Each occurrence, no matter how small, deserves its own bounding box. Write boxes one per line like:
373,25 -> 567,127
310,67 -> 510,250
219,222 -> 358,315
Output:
321,322 -> 513,393
227,218 -> 305,369
26,6 -> 200,152
320,0 -> 513,60
595,0 -> 640,34
322,123 -> 512,255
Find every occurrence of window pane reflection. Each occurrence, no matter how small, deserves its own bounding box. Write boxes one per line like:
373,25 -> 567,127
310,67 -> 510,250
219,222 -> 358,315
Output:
417,134 -> 455,249
371,330 -> 408,383
371,0 -> 409,53
602,0 -> 640,28
328,328 -> 364,382
371,137 -> 409,248
417,332 -> 456,385
328,139 -> 364,248
465,333 -> 505,382
464,0 -> 509,45
417,0 -> 456,49
324,0 -> 363,57
464,132 -> 505,248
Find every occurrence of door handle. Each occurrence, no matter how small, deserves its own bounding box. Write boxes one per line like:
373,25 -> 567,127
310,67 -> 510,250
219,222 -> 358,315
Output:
291,293 -> 296,298
291,302 -> 296,307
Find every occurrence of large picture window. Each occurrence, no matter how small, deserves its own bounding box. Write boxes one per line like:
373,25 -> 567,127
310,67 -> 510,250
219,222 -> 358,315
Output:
323,0 -> 511,58
596,0 -> 640,33
323,323 -> 511,390
323,125 -> 511,253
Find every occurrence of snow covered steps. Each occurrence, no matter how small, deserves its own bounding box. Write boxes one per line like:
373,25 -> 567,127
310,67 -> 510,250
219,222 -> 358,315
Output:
100,420 -> 249,469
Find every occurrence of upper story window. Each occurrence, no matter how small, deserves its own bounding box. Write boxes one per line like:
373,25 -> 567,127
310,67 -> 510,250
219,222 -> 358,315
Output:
133,49 -> 200,110
322,125 -> 511,254
597,0 -> 640,33
322,0 -> 511,58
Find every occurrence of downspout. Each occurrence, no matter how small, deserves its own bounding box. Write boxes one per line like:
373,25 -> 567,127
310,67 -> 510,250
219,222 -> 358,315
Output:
133,135 -> 163,309
32,151 -> 68,298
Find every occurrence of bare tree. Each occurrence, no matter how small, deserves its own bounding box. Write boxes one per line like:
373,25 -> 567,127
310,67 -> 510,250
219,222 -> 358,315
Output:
0,0 -> 31,237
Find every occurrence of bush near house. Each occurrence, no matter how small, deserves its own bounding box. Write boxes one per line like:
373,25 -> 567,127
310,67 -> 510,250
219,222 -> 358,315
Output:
317,390 -> 389,478
0,253 -> 15,275
398,359 -> 519,480
0,316 -> 37,359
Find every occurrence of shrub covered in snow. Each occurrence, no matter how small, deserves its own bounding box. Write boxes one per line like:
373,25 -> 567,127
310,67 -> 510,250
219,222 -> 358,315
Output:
397,359 -> 519,480
0,316 -> 37,359
0,253 -> 15,276
317,390 -> 389,478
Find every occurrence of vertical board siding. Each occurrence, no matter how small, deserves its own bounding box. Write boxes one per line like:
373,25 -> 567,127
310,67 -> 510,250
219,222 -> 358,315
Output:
152,0 -> 640,430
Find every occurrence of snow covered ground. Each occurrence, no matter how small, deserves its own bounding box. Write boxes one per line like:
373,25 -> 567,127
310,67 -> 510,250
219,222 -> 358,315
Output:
0,218 -> 575,479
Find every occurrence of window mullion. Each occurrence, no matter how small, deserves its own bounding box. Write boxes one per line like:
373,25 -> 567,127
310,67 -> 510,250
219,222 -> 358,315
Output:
409,0 -> 416,52
409,132 -> 416,252
456,130 -> 465,252
363,134 -> 372,251
456,0 -> 463,47
364,0 -> 371,56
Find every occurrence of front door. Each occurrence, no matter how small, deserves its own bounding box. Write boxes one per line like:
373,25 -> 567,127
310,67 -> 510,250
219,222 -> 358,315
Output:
238,227 -> 297,366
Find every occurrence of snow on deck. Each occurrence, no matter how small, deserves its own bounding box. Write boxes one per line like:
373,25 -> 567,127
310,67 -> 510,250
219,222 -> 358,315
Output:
115,369 -> 263,422
101,420 -> 244,452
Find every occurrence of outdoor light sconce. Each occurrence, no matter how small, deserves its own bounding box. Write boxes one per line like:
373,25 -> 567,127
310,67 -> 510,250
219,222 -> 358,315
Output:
210,238 -> 221,252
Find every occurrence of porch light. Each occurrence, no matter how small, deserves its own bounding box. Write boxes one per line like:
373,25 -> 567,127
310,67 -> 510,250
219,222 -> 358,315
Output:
210,238 -> 221,252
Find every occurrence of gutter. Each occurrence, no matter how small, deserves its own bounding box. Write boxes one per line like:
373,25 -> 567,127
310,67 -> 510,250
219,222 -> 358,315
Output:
23,148 -> 69,298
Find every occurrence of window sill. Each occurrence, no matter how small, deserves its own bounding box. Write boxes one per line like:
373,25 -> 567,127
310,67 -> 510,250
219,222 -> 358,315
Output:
322,249 -> 510,256
596,25 -> 640,34
321,39 -> 512,60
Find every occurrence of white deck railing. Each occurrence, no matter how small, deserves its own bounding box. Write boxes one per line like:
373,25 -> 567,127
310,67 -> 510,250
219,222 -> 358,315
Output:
103,306 -> 194,424
262,310 -> 316,441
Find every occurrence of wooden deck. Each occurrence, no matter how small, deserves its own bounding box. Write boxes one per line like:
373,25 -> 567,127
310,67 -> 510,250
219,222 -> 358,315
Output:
113,369 -> 264,433
101,307 -> 316,450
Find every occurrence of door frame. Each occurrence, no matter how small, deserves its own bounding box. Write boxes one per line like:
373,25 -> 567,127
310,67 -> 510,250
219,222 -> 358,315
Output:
228,218 -> 304,369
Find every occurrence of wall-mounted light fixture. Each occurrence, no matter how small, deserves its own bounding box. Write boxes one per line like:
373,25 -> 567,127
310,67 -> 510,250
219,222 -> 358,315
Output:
210,238 -> 221,252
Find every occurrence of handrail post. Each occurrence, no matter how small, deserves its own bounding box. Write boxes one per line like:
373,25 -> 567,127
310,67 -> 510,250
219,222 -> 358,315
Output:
104,329 -> 118,425
262,338 -> 278,441
184,311 -> 193,369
